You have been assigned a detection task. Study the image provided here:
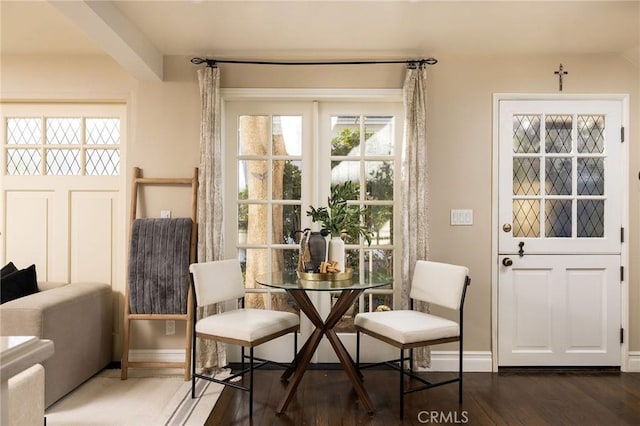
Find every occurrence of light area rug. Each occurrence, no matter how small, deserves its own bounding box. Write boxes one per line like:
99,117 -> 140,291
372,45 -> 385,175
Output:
45,369 -> 224,426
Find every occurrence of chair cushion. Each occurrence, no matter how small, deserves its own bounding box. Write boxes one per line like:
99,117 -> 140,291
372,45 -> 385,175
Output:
196,308 -> 299,343
355,310 -> 459,345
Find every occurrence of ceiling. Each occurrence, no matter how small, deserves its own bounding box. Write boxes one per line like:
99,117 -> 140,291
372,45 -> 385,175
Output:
1,1 -> 639,80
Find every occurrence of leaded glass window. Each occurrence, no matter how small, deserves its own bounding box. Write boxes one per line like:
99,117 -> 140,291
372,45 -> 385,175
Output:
5,116 -> 120,176
512,114 -> 606,239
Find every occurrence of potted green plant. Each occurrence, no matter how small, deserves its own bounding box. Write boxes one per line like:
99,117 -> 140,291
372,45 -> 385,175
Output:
306,181 -> 372,272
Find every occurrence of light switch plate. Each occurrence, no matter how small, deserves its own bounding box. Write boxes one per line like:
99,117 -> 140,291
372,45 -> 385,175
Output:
451,209 -> 473,226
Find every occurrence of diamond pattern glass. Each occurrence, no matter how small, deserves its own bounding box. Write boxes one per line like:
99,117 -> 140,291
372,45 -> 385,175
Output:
7,149 -> 41,175
578,115 -> 604,153
513,115 -> 541,153
545,199 -> 572,237
46,118 -> 81,145
7,118 -> 41,145
513,158 -> 540,195
577,158 -> 604,195
46,149 -> 80,175
545,158 -> 572,195
545,115 -> 572,153
577,200 -> 604,238
86,118 -> 120,145
86,149 -> 120,175
513,199 -> 540,237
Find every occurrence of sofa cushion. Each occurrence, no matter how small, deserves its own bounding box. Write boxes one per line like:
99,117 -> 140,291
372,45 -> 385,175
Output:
1,261 -> 18,277
1,264 -> 39,304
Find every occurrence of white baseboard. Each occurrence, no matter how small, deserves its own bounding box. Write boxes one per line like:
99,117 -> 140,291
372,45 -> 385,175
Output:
128,349 -> 493,372
628,351 -> 640,372
129,349 -> 186,363
424,351 -> 493,372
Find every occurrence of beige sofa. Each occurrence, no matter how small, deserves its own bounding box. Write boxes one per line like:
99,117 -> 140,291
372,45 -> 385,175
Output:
0,282 -> 113,407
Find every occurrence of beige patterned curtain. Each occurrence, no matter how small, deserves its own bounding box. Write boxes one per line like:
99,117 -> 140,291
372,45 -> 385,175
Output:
196,65 -> 226,373
401,62 -> 430,367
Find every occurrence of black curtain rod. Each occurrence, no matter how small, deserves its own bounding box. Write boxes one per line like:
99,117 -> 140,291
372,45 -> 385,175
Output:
190,57 -> 437,67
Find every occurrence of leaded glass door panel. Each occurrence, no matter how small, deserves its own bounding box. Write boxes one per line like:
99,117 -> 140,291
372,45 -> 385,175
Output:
499,100 -> 623,255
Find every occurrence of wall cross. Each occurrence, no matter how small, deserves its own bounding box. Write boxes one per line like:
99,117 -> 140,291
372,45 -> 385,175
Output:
554,64 -> 568,92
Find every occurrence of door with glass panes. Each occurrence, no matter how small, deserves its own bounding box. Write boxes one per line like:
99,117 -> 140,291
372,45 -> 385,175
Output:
497,98 -> 624,366
224,98 -> 401,363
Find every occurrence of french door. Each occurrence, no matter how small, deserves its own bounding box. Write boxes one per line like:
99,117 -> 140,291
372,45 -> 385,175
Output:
223,94 -> 401,363
497,98 -> 625,366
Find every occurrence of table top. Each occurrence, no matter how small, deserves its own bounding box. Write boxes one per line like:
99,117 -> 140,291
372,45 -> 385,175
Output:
1,336 -> 54,380
255,270 -> 392,291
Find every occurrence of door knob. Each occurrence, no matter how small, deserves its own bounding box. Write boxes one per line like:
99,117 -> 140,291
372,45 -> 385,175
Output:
502,258 -> 513,267
502,224 -> 512,232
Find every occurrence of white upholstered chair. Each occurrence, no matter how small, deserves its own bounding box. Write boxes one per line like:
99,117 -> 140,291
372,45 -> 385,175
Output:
355,260 -> 470,419
189,259 -> 299,418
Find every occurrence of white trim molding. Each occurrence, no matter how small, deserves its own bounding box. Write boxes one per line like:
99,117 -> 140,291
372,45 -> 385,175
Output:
128,349 -> 185,363
628,352 -> 640,372
424,351 -> 493,373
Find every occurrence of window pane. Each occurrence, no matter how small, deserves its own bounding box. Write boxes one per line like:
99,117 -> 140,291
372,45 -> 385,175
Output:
272,291 -> 299,315
545,158 -> 572,195
365,161 -> 393,200
577,158 -> 604,195
275,204 -> 301,246
513,115 -> 541,153
513,199 -> 540,237
364,116 -> 394,155
46,118 -> 81,145
331,116 -> 360,156
238,115 -> 269,155
513,158 -> 540,195
6,148 -> 41,175
363,293 -> 393,313
7,118 -> 41,145
577,200 -> 604,238
271,248 -> 299,275
86,118 -> 120,145
273,160 -> 301,200
367,205 -> 393,245
364,249 -> 394,275
274,116 -> 301,156
243,204 -> 267,244
545,115 -> 572,153
46,149 -> 80,175
577,115 -> 604,153
239,160 -> 268,199
86,149 -> 120,175
330,160 -> 360,191
545,199 -> 572,238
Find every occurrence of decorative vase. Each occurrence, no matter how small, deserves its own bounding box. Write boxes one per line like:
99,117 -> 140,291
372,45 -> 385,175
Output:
328,236 -> 346,272
300,231 -> 326,272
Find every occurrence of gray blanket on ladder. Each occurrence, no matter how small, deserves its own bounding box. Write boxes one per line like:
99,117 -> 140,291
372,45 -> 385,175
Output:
128,218 -> 192,315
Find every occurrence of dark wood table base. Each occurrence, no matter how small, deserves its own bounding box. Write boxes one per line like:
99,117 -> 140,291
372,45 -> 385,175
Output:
277,288 -> 375,415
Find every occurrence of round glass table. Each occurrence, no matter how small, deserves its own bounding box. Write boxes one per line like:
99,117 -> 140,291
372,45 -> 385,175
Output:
256,270 -> 392,415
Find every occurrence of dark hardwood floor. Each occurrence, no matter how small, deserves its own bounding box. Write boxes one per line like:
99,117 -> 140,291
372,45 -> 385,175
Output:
205,368 -> 640,425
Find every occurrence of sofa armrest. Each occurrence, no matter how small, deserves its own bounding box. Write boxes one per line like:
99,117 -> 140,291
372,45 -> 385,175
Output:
0,282 -> 113,407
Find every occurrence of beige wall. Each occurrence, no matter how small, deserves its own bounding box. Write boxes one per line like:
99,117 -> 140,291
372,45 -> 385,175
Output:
2,52 -> 638,362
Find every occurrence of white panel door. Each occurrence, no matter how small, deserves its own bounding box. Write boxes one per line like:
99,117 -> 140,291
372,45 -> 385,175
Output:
498,254 -> 620,366
497,98 -> 624,366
